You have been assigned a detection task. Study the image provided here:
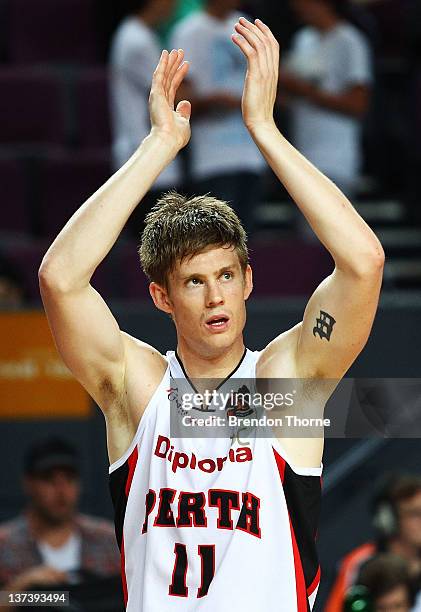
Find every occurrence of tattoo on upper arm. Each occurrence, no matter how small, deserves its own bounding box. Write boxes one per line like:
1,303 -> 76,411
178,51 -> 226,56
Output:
313,310 -> 336,341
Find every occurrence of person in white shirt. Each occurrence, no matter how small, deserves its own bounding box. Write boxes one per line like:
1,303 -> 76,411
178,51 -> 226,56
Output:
170,0 -> 267,236
281,0 -> 372,199
110,0 -> 181,236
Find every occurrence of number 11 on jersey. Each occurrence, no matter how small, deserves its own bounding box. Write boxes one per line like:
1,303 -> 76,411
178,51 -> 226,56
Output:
169,543 -> 216,598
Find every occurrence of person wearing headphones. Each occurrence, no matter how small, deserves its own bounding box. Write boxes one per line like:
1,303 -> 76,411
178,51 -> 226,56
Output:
343,553 -> 415,612
326,473 -> 421,612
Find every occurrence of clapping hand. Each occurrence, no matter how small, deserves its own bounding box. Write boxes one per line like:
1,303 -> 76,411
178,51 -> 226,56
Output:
149,49 -> 192,151
232,17 -> 280,132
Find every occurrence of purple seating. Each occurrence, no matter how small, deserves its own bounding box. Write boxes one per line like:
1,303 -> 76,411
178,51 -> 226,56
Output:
119,243 -> 151,301
0,68 -> 65,145
9,0 -> 102,65
1,240 -> 49,302
249,241 -> 333,297
0,156 -> 31,236
365,0 -> 410,61
1,238 -> 118,303
415,72 -> 421,153
37,149 -> 111,238
0,0 -> 9,62
75,68 -> 111,148
118,239 -> 334,300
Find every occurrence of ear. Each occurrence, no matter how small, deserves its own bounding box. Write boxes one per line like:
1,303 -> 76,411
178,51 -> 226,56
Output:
244,265 -> 253,300
149,282 -> 174,315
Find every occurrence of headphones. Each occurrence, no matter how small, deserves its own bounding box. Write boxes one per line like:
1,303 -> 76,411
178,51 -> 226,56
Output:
371,473 -> 400,539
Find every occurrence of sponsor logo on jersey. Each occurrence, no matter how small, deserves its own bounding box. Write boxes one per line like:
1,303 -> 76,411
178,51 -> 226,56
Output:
226,384 -> 255,418
154,434 -> 253,474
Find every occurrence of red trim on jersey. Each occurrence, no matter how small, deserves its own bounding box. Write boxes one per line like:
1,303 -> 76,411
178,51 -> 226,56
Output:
307,565 -> 321,596
273,446 -> 308,611
272,446 -> 286,482
289,515 -> 309,612
125,446 -> 138,497
121,446 -> 139,608
121,536 -> 128,606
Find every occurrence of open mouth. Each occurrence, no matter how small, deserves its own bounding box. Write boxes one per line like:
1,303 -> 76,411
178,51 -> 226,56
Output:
205,315 -> 230,329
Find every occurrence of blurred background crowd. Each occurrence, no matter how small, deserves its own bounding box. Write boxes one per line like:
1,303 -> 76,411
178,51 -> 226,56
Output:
1,0 -> 421,306
1,0 -> 421,611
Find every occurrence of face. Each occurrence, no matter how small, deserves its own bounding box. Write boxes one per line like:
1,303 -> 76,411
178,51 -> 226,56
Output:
291,0 -> 328,26
150,245 -> 253,358
154,0 -> 176,21
25,468 -> 80,525
208,0 -> 242,13
397,491 -> 421,548
375,585 -> 410,612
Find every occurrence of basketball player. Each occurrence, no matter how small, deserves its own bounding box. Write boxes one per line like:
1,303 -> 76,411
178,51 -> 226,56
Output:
39,18 -> 384,611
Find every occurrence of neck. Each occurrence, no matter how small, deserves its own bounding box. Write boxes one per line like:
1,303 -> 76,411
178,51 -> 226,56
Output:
136,8 -> 160,28
317,14 -> 342,33
26,509 -> 75,547
177,340 -> 246,380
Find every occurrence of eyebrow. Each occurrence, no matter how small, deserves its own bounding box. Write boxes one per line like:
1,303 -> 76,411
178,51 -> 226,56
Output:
180,265 -> 236,281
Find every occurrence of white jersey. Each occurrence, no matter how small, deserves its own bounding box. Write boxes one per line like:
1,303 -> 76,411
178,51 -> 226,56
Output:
109,349 -> 322,611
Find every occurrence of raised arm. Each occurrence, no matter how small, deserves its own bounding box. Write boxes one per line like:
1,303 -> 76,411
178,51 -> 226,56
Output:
233,18 -> 384,380
38,50 -> 191,411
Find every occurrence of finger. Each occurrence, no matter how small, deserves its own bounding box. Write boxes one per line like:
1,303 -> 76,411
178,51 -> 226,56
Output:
166,49 -> 185,98
255,18 -> 280,70
169,61 -> 190,107
255,18 -> 279,47
152,50 -> 169,91
239,16 -> 266,45
176,99 -> 191,121
163,49 -> 180,94
234,21 -> 268,72
238,17 -> 269,68
232,32 -> 258,68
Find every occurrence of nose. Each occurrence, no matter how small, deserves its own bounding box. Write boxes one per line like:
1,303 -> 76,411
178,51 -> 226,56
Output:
205,280 -> 224,308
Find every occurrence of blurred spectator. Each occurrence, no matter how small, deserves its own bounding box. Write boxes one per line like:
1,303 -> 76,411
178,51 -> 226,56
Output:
0,437 -> 120,594
326,473 -> 421,612
170,0 -> 267,236
110,0 -> 181,237
158,0 -> 205,45
281,0 -> 372,201
0,252 -> 27,309
354,553 -> 415,612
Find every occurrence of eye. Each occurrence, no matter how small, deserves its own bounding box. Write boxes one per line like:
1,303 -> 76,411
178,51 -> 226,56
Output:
187,277 -> 202,287
222,271 -> 233,280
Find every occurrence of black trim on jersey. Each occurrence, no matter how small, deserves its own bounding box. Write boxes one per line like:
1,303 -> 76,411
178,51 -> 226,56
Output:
282,464 -> 321,593
174,348 -> 248,395
109,461 -> 129,552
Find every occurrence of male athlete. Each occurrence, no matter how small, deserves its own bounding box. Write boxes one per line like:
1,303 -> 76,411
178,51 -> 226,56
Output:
39,17 -> 384,611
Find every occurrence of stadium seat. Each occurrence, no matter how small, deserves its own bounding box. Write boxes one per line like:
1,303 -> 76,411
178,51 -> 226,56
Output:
118,243 -> 151,300
75,68 -> 111,148
0,0 -> 10,62
365,0 -> 409,62
1,239 -> 48,302
0,68 -> 65,145
249,241 -> 334,297
415,72 -> 421,151
37,149 -> 111,238
8,0 -> 102,65
0,155 -> 31,236
119,240 -> 334,300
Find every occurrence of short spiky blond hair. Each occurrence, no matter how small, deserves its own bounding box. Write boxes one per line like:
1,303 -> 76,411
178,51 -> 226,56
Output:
139,191 -> 249,289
